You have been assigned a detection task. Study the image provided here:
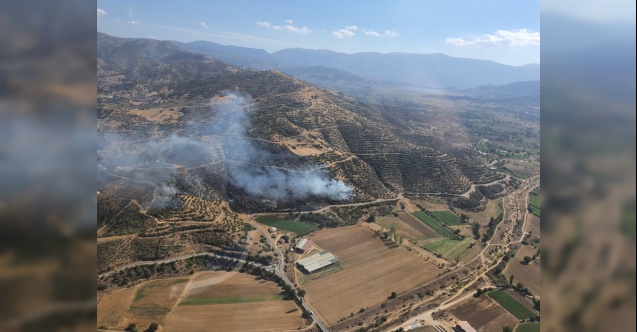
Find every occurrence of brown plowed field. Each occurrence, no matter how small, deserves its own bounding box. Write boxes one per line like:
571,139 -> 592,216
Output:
125,278 -> 189,328
525,214 -> 540,235
376,215 -> 427,241
303,225 -> 440,324
449,294 -> 518,332
504,245 -> 541,296
97,287 -> 137,328
163,301 -> 304,332
398,213 -> 440,238
185,271 -> 282,301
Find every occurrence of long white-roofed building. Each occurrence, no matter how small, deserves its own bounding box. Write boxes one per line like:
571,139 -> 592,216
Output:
296,251 -> 338,273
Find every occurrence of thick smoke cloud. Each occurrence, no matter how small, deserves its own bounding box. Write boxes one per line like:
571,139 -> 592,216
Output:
99,91 -> 353,208
211,92 -> 353,201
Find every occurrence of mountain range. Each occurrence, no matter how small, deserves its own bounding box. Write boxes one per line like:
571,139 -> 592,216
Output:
170,39 -> 539,90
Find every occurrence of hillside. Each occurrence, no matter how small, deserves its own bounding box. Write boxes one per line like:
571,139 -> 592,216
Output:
97,33 -> 502,224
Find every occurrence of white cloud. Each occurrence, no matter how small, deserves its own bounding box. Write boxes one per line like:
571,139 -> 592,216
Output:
285,25 -> 311,34
257,20 -> 311,34
446,29 -> 540,47
332,25 -> 358,39
384,30 -> 399,37
363,29 -> 398,37
200,22 -> 209,29
97,8 -> 106,16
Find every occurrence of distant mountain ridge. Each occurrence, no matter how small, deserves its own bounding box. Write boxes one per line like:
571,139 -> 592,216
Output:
169,39 -> 539,89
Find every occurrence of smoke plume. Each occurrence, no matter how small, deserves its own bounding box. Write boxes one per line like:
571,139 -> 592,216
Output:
99,91 -> 353,208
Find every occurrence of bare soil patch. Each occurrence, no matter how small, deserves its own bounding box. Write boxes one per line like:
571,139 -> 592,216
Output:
163,301 -> 304,332
303,225 -> 439,324
449,294 -> 518,332
97,287 -> 137,329
504,246 -> 541,296
398,213 -> 440,238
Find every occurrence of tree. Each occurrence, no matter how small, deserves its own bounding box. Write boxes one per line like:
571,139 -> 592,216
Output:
125,324 -> 138,332
509,275 -> 514,286
297,289 -> 306,297
523,256 -> 532,264
502,325 -> 514,332
389,291 -> 397,299
147,323 -> 159,332
366,214 -> 376,223
474,288 -> 483,297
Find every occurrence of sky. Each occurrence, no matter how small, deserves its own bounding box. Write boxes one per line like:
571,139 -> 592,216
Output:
97,0 -> 541,66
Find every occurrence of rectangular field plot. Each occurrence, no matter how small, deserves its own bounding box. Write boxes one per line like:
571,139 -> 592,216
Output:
503,246 -> 540,296
376,215 -> 428,241
449,294 -> 518,332
97,287 -> 137,329
165,271 -> 304,331
303,225 -> 439,324
412,211 -> 456,238
488,290 -> 536,319
516,322 -> 540,332
164,302 -> 304,332
398,213 -> 440,239
423,238 -> 475,262
430,211 -> 462,225
255,216 -> 315,234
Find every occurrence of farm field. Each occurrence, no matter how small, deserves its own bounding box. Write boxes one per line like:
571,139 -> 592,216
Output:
126,278 -> 189,328
528,192 -> 540,217
423,238 -> 475,262
430,211 -> 462,225
303,225 -> 440,324
398,213 -> 439,238
164,302 -> 304,332
163,271 -> 303,332
376,215 -> 427,241
97,287 -> 137,329
457,199 -> 502,226
449,294 -> 518,332
503,246 -> 540,296
412,211 -> 456,238
488,290 -> 536,319
256,216 -> 315,234
516,322 -> 540,332
524,214 -> 540,236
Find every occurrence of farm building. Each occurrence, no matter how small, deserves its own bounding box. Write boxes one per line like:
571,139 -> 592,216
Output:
295,238 -> 312,253
455,321 -> 477,332
268,227 -> 278,233
297,251 -> 338,273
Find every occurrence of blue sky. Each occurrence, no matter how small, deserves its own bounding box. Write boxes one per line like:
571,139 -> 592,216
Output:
97,0 -> 540,65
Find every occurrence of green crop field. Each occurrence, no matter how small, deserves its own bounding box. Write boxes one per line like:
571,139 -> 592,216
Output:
431,211 -> 462,225
179,294 -> 283,306
516,323 -> 540,332
412,211 -> 456,238
529,193 -> 540,209
255,216 -> 315,234
488,290 -> 536,319
423,238 -> 475,261
529,206 -> 541,217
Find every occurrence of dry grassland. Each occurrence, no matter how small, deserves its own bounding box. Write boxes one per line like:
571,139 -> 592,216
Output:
504,246 -> 541,296
163,301 -> 304,332
97,287 -> 137,328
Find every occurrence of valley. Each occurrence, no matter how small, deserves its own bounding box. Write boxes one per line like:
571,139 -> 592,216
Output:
96,33 -> 540,332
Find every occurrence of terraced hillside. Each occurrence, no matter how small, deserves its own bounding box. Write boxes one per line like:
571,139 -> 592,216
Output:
98,33 -> 501,215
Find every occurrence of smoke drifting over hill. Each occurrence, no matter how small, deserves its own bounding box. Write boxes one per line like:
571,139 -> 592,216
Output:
100,91 -> 353,207
211,91 -> 353,201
